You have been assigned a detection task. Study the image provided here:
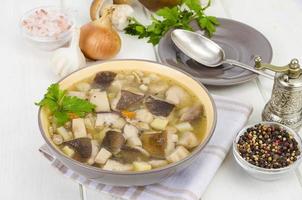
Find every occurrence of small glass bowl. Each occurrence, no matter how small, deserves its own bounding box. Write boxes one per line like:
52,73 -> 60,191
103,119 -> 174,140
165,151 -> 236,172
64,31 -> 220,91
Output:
233,122 -> 302,181
20,6 -> 75,51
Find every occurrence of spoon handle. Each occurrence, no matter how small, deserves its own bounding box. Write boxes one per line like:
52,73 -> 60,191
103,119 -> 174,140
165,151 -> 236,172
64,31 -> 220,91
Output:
224,59 -> 274,80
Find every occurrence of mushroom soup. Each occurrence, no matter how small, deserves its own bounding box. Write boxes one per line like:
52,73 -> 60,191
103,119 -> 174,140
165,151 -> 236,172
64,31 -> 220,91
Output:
48,70 -> 206,172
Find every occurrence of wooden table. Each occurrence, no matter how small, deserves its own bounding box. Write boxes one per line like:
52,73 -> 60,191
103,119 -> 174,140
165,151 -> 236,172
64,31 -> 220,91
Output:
1,0 -> 302,199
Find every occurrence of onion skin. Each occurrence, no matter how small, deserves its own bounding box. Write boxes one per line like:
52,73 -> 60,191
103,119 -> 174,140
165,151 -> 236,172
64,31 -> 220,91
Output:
80,11 -> 121,60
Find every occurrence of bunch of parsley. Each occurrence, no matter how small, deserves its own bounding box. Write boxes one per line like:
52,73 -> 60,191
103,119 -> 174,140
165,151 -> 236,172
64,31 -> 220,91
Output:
124,0 -> 219,45
36,84 -> 95,126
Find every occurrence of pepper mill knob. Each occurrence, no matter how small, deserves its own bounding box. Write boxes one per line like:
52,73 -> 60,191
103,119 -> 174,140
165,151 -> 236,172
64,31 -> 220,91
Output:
254,56 -> 302,79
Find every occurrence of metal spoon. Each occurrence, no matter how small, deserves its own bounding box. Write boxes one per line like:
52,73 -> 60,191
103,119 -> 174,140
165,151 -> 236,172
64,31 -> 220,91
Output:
171,29 -> 273,79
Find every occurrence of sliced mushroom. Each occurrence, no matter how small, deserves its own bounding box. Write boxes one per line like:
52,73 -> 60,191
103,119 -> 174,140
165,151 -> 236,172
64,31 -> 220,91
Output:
87,140 -> 100,165
165,132 -> 178,156
133,122 -> 151,131
135,109 -> 153,123
123,124 -> 139,139
145,96 -> 175,117
178,131 -> 199,149
93,71 -> 117,90
141,132 -> 166,159
149,82 -> 169,94
102,131 -> 125,154
127,136 -> 142,147
180,105 -> 203,122
95,112 -> 126,129
148,160 -> 168,168
63,138 -> 92,159
133,161 -> 152,171
89,91 -> 111,112
118,146 -> 149,163
165,86 -> 190,106
116,90 -> 144,110
102,159 -> 133,171
166,146 -> 190,163
72,118 -> 87,139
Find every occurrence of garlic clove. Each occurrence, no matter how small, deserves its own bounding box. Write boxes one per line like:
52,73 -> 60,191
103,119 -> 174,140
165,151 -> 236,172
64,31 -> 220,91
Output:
51,28 -> 86,77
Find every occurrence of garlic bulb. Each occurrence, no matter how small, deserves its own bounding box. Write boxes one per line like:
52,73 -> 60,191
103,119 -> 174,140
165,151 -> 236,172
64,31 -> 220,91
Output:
102,4 -> 134,31
51,28 -> 86,77
80,9 -> 121,60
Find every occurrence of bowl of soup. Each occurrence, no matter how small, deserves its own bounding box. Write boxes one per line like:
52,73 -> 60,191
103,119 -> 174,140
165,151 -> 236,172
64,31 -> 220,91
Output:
38,60 -> 216,186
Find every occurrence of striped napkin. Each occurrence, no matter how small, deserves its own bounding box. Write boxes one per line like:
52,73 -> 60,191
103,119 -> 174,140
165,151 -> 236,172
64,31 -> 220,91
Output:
39,95 -> 252,200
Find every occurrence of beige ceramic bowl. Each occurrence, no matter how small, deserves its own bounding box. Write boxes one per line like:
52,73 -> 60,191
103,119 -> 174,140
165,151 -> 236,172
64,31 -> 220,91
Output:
39,60 -> 217,186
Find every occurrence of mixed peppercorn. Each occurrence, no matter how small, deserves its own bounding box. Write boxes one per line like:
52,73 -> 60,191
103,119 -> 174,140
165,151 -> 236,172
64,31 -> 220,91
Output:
237,124 -> 301,169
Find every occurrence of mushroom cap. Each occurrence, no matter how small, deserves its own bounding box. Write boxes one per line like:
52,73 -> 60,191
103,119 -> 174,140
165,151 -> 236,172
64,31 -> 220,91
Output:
145,96 -> 175,117
90,0 -> 113,20
102,131 -> 125,154
93,71 -> 117,90
141,132 -> 167,159
64,138 -> 92,159
116,90 -> 144,110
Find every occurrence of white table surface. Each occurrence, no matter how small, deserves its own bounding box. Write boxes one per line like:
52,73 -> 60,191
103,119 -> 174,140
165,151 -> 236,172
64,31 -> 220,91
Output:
1,0 -> 302,199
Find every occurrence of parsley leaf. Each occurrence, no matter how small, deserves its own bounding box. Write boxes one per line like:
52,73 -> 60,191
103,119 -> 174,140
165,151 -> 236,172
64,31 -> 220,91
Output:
36,83 -> 96,126
124,0 -> 219,45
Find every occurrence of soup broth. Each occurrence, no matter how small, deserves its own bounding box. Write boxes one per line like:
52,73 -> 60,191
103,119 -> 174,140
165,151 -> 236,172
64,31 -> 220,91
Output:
48,70 -> 206,172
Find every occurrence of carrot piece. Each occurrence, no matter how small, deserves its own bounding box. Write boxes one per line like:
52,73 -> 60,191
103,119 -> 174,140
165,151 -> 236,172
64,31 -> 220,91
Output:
121,110 -> 136,119
68,112 -> 79,119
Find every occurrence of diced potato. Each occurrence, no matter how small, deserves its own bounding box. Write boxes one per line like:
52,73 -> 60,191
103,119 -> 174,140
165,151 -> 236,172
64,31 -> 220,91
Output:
89,91 -> 111,112
72,118 -> 87,138
84,117 -> 95,132
95,148 -> 112,164
127,136 -> 142,147
62,146 -> 75,157
57,127 -> 73,141
165,86 -> 190,106
150,117 -> 169,130
68,91 -> 87,99
178,131 -> 199,149
165,133 -> 178,156
133,161 -> 152,171
75,82 -> 91,92
148,160 -> 168,168
135,109 -> 153,123
103,160 -> 133,171
123,124 -> 139,139
87,140 -> 99,165
166,146 -> 190,163
139,84 -> 148,92
175,122 -> 193,132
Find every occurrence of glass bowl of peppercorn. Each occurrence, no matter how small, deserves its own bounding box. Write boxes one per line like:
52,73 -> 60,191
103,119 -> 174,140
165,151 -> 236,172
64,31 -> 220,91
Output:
233,122 -> 302,181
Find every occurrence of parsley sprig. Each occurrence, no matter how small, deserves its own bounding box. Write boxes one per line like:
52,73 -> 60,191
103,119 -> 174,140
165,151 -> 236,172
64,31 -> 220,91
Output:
36,84 -> 95,126
124,0 -> 219,45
